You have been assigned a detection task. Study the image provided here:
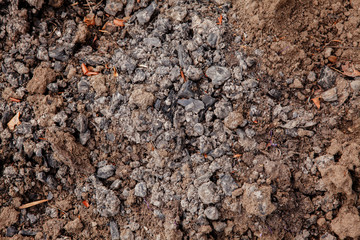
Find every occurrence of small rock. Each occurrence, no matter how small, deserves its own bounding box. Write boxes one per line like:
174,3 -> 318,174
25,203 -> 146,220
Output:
241,183 -> 276,217
193,123 -> 204,135
6,226 -> 18,237
198,182 -> 220,204
129,89 -> 155,110
212,221 -> 227,232
120,228 -> 134,240
350,80 -> 360,92
224,111 -> 244,130
214,100 -> 232,119
178,98 -> 204,113
178,81 -> 195,98
207,32 -> 219,48
78,79 -> 90,93
143,37 -> 161,48
104,0 -> 123,16
268,89 -> 282,99
307,71 -> 316,82
290,79 -> 303,88
201,95 -> 216,107
206,66 -> 231,87
219,173 -> 238,196
134,182 -> 147,197
109,221 -> 120,240
168,6 -> 187,22
49,46 -> 69,62
47,83 -> 58,92
89,74 -> 108,96
74,114 -> 88,133
136,1 -> 157,25
26,0 -> 44,9
125,0 -> 135,17
37,46 -> 49,61
80,131 -> 91,145
92,177 -> 120,217
185,65 -> 203,81
318,66 -> 336,90
320,232 -> 337,240
14,61 -> 29,75
97,165 -> 116,179
26,65 -> 57,94
204,206 -> 220,220
64,218 -> 83,234
321,87 -> 337,102
297,128 -> 314,137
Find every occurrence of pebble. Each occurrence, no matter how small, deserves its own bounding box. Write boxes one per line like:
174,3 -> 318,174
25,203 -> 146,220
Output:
290,79 -> 303,89
168,6 -> 187,22
185,65 -> 203,81
49,46 -> 69,61
134,182 -> 147,197
6,226 -> 18,237
178,81 -> 195,98
109,221 -> 120,240
206,66 -> 231,87
74,114 -> 88,133
201,95 -> 216,107
14,61 -> 29,75
307,71 -> 316,82
350,80 -> 360,92
219,173 -> 238,196
91,176 -> 120,217
120,228 -> 134,240
212,222 -> 227,232
136,1 -> 157,25
224,111 -> 244,129
198,181 -> 220,204
318,66 -> 336,90
241,183 -> 276,217
78,79 -> 90,93
143,37 -> 161,48
129,89 -> 155,110
321,87 -> 337,102
64,218 -> 83,234
204,206 -> 220,220
97,165 -> 116,179
214,100 -> 232,119
104,0 -> 123,16
178,98 -> 204,113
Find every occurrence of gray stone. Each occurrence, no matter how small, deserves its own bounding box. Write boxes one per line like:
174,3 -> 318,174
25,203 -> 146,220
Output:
268,89 -> 282,99
64,218 -> 83,234
321,87 -> 337,102
104,0 -> 123,16
6,226 -> 18,237
219,173 -> 238,196
91,176 -> 120,217
49,46 -> 69,62
204,206 -> 220,220
134,182 -> 147,197
242,78 -> 258,90
320,233 -> 337,240
74,114 -> 88,133
125,0 -> 135,17
168,6 -> 187,22
109,221 -> 120,240
206,66 -> 231,86
177,44 -> 192,68
143,37 -> 161,48
129,89 -> 155,110
185,99 -> 204,113
120,228 -> 134,240
79,131 -> 91,145
3,166 -> 17,178
207,32 -> 218,48
350,80 -> 360,92
14,61 -> 29,75
47,83 -> 58,92
178,81 -> 195,98
318,66 -> 336,90
185,65 -> 203,81
27,213 -> 38,224
201,95 -> 216,107
97,165 -> 116,179
193,123 -> 204,135
136,1 -> 157,25
37,46 -> 49,61
78,80 -> 90,93
214,100 -> 232,119
198,182 -> 220,204
307,71 -> 316,82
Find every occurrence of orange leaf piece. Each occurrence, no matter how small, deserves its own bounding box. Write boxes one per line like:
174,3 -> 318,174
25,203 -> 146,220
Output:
113,67 -> 118,77
217,15 -> 223,25
81,63 -> 99,76
311,97 -> 321,109
7,112 -> 21,131
114,19 -> 125,27
180,69 -> 186,82
82,200 -> 90,208
84,14 -> 95,26
341,62 -> 360,77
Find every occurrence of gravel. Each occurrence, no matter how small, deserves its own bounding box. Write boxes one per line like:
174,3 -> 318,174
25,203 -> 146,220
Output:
206,66 -> 231,87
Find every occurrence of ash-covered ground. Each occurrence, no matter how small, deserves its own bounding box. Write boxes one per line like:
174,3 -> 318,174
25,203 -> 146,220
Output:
1,0 -> 360,239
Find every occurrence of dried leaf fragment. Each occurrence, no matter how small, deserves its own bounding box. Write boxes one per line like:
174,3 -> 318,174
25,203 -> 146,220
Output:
311,97 -> 321,109
7,112 -> 21,131
113,19 -> 126,27
82,200 -> 90,208
19,199 -> 49,209
341,62 -> 360,77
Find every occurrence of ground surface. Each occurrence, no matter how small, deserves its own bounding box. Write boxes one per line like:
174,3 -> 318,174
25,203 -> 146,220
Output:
0,0 -> 360,239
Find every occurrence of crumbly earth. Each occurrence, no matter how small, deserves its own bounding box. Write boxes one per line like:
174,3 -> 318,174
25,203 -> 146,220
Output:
0,0 -> 360,239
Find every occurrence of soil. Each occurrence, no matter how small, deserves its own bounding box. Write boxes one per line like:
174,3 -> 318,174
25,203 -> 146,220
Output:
1,0 -> 360,239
